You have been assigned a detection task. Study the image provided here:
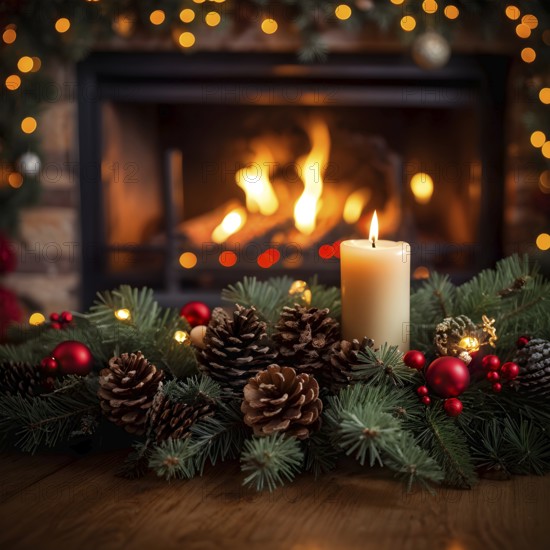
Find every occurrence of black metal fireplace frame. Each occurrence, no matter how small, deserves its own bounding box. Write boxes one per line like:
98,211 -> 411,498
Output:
77,51 -> 508,307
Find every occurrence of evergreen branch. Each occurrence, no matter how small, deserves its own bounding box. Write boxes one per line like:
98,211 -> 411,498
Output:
303,425 -> 341,478
307,276 -> 342,318
149,439 -> 197,481
353,343 -> 416,387
117,441 -> 152,480
241,434 -> 304,492
503,417 -> 550,475
419,408 -> 477,489
163,375 -> 222,405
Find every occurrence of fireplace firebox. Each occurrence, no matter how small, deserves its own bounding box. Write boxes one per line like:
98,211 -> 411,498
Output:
77,52 -> 508,306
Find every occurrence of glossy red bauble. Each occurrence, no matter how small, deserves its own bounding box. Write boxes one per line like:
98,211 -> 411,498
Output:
482,355 -> 501,371
416,385 -> 429,397
444,398 -> 463,417
60,311 -> 73,324
403,350 -> 426,370
52,341 -> 93,376
492,383 -> 502,393
516,336 -> 530,349
501,362 -> 520,380
486,371 -> 500,383
421,396 -> 431,406
50,312 -> 60,323
425,357 -> 470,398
180,301 -> 211,327
40,357 -> 59,375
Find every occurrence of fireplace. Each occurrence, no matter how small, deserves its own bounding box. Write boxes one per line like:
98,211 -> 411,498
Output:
77,52 -> 508,306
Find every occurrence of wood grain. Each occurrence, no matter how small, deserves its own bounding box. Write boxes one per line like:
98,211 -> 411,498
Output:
0,451 -> 548,550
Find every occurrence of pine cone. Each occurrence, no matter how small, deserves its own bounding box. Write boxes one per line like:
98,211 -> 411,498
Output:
98,352 -> 164,435
326,337 -> 374,390
0,361 -> 43,397
434,315 -> 481,363
514,338 -> 550,396
242,365 -> 322,440
198,305 -> 277,396
273,305 -> 340,376
148,385 -> 215,443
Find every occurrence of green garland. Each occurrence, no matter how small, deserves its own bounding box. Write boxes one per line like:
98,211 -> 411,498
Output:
1,0 -> 549,234
1,254 -> 549,492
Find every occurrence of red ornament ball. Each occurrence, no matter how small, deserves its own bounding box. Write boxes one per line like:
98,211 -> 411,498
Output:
421,396 -> 431,406
404,350 -> 426,370
0,286 -> 22,343
501,362 -> 520,381
516,335 -> 530,349
180,301 -> 211,328
61,311 -> 73,324
425,356 -> 470,398
492,383 -> 502,393
0,233 -> 16,274
482,355 -> 501,371
444,398 -> 463,417
486,371 -> 500,383
52,341 -> 93,376
50,322 -> 62,330
50,312 -> 60,323
40,357 -> 59,375
416,385 -> 429,397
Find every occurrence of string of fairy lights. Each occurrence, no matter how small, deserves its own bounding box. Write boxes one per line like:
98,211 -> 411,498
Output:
0,1 -> 549,255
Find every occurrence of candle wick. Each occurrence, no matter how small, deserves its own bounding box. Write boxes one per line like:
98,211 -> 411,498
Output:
371,237 -> 376,248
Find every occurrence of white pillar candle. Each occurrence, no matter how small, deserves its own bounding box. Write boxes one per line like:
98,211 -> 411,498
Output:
340,212 -> 410,351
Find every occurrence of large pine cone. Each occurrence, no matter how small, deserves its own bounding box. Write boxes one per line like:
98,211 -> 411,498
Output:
326,337 -> 374,391
241,365 -> 322,440
98,352 -> 164,435
273,305 -> 340,376
148,385 -> 215,443
199,305 -> 277,396
515,338 -> 550,396
0,361 -> 43,397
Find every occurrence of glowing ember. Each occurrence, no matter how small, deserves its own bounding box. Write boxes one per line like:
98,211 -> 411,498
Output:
294,118 -> 331,235
211,208 -> 247,243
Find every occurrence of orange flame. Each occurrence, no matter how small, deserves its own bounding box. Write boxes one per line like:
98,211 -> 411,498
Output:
211,207 -> 247,243
294,119 -> 331,235
369,210 -> 379,246
236,141 -> 279,216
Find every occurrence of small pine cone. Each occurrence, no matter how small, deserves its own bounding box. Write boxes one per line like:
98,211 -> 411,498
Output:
148,386 -> 215,444
98,352 -> 164,435
0,361 -> 43,397
273,305 -> 340,376
326,337 -> 374,390
514,338 -> 550,396
199,305 -> 277,396
241,365 -> 322,440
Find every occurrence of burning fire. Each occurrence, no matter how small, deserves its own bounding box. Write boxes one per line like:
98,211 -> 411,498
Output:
343,189 -> 371,224
294,118 -> 331,235
211,207 -> 247,243
236,141 -> 279,216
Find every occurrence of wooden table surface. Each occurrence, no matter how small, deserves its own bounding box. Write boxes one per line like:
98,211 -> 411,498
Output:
0,450 -> 548,550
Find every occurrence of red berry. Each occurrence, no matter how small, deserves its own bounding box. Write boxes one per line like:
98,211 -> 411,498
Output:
416,385 -> 429,397
444,398 -> 463,417
482,355 -> 501,371
403,350 -> 426,370
421,396 -> 431,406
40,357 -> 58,374
60,311 -> 73,323
516,336 -> 530,349
501,362 -> 520,380
50,312 -> 60,322
486,371 -> 500,382
492,383 -> 502,393
50,321 -> 62,330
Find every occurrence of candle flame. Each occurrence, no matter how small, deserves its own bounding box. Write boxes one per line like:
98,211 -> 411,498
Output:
369,210 -> 379,246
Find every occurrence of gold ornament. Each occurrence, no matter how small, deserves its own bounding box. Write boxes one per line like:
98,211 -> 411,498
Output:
190,325 -> 207,349
289,280 -> 312,306
481,315 -> 498,348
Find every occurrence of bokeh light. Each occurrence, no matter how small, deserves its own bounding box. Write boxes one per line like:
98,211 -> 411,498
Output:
149,10 -> 165,25
530,131 -> 546,148
29,313 -> 46,326
335,4 -> 352,20
180,9 -> 195,23
55,18 -> 71,33
179,251 -> 198,268
400,16 -> 416,32
219,251 -> 237,267
536,233 -> 550,251
21,116 -> 37,134
261,18 -> 278,34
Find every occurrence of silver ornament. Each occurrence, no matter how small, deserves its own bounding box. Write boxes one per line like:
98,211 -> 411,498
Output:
412,31 -> 451,71
17,152 -> 41,177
